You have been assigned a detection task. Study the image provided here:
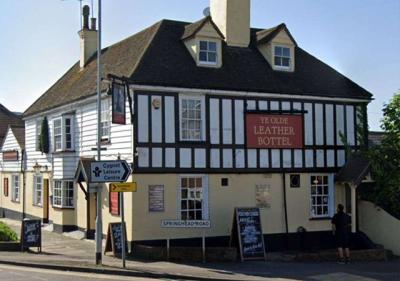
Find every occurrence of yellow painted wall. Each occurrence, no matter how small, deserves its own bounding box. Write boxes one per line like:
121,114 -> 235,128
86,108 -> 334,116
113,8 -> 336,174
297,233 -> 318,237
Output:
0,172 -> 24,215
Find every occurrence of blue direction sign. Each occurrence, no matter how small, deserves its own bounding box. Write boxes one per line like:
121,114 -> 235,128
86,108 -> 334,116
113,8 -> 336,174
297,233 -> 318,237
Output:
90,160 -> 131,183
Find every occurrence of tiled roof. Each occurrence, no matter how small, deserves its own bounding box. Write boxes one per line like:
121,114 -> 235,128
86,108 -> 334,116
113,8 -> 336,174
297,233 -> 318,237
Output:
24,19 -> 372,117
10,125 -> 25,149
0,104 -> 24,147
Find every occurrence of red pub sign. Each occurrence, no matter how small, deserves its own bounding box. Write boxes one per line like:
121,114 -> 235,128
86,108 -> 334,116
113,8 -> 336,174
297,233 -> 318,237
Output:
246,114 -> 304,148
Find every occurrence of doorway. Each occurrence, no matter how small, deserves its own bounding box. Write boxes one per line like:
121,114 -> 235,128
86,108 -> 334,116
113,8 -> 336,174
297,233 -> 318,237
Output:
43,179 -> 49,223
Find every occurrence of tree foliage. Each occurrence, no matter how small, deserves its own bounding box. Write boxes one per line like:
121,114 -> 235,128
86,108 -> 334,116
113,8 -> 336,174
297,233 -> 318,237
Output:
361,92 -> 400,219
39,116 -> 50,154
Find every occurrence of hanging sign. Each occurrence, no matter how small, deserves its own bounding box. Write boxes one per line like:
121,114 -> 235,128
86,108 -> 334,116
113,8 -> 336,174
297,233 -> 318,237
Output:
20,219 -> 42,252
246,114 -> 303,148
230,207 -> 266,261
112,82 -> 126,125
2,150 -> 19,161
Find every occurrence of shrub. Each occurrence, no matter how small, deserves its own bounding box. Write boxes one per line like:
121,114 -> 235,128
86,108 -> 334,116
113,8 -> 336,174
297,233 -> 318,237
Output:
0,222 -> 18,241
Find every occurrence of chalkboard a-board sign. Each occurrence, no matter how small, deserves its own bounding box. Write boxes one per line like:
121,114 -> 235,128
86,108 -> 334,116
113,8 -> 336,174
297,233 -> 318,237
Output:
230,207 -> 266,261
104,222 -> 127,256
20,219 -> 41,252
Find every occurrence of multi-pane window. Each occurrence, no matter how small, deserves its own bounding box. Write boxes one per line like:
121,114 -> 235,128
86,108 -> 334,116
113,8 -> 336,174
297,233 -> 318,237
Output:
101,98 -> 111,141
33,175 -> 43,206
53,119 -> 62,151
11,175 -> 20,202
53,180 -> 74,208
53,116 -> 74,152
181,98 -> 203,141
36,119 -> 42,151
199,41 -> 217,65
310,175 -> 331,218
274,46 -> 291,68
180,176 -> 204,220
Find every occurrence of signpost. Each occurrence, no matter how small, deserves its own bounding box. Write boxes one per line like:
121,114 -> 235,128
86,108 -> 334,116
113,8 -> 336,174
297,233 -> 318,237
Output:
90,160 -> 131,183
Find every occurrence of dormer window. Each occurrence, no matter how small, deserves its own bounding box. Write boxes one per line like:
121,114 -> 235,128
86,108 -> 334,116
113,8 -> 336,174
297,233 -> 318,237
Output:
274,46 -> 291,68
199,41 -> 217,65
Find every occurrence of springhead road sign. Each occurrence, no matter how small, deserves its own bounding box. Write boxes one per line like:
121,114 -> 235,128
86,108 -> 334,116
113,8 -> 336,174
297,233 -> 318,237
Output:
90,160 -> 131,183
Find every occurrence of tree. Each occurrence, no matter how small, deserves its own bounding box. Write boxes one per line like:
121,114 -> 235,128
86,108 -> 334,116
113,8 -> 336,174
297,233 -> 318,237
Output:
39,116 -> 50,154
363,92 -> 400,218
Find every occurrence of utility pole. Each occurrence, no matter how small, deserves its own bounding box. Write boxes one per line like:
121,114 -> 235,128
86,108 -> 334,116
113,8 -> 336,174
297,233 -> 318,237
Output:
95,0 -> 103,265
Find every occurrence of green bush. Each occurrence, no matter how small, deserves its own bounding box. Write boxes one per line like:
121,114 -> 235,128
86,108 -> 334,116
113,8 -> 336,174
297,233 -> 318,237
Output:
0,222 -> 18,241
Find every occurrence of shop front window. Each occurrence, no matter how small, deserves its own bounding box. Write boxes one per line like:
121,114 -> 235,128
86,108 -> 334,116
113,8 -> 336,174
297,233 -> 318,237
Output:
310,175 -> 334,218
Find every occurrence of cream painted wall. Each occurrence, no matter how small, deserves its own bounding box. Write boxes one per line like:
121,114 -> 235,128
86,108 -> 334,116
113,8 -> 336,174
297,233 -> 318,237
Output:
359,200 -> 400,255
0,172 -> 24,215
130,173 -> 339,242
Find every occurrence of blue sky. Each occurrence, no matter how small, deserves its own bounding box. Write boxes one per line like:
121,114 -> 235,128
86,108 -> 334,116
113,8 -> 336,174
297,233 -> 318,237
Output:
0,0 -> 399,131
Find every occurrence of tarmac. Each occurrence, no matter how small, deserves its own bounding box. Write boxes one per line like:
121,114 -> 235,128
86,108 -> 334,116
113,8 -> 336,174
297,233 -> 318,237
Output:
0,218 -> 399,281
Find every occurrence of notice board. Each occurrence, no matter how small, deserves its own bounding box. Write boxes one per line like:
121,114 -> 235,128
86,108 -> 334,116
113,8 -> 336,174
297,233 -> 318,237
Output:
104,222 -> 127,256
230,207 -> 266,261
20,219 -> 41,252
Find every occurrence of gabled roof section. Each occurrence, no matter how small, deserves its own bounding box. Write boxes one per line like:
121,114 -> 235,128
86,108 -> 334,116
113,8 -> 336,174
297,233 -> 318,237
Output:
256,23 -> 297,46
23,20 -> 163,117
0,104 -> 23,147
181,16 -> 225,40
336,156 -> 371,187
10,125 -> 25,149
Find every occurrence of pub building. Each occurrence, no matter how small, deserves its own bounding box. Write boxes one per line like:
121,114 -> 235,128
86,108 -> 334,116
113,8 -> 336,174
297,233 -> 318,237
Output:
0,0 -> 372,252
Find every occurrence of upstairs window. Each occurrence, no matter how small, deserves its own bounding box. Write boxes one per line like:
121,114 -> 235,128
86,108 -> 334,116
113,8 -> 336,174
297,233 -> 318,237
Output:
274,46 -> 291,68
199,41 -> 217,65
179,96 -> 205,141
36,119 -> 42,151
101,98 -> 111,142
53,115 -> 74,152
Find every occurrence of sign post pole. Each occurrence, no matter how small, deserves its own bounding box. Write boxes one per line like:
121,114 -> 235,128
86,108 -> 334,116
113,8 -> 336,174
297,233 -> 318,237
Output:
202,230 -> 206,263
120,192 -> 126,268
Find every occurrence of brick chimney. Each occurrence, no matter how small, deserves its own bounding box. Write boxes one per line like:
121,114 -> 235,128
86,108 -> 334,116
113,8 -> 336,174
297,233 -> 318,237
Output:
78,5 -> 97,69
210,0 -> 250,48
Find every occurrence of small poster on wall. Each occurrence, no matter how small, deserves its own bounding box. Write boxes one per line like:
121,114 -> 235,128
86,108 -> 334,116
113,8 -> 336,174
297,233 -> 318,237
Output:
148,185 -> 164,212
112,82 -> 126,125
255,184 -> 271,209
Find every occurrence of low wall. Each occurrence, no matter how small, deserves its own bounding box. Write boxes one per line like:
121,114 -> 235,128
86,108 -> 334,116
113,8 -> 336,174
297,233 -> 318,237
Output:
359,200 -> 400,256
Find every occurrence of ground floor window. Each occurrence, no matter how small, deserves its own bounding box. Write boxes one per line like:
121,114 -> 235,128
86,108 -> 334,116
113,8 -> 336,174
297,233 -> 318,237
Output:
179,175 -> 208,220
53,180 -> 74,208
11,175 -> 20,202
33,175 -> 43,206
310,175 -> 334,218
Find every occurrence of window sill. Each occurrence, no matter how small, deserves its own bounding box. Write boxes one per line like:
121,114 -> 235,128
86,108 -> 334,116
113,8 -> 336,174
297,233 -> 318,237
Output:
33,204 -> 43,208
52,206 -> 75,210
52,150 -> 76,155
11,200 -> 20,204
309,217 -> 332,221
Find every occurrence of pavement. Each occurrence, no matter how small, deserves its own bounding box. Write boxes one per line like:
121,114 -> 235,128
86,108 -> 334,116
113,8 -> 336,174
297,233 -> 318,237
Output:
0,218 -> 399,281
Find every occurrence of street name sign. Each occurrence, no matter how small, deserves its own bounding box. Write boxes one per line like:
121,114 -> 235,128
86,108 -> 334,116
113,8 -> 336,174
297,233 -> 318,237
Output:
161,220 -> 210,228
110,182 -> 137,192
90,160 -> 131,183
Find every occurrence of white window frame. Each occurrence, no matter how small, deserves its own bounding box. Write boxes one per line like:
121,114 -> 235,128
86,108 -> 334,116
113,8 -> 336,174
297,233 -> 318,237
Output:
310,174 -> 334,218
198,40 -> 218,65
178,174 -> 209,221
53,180 -> 74,208
33,175 -> 43,206
36,119 -> 42,151
53,115 -> 74,152
179,95 -> 206,141
273,45 -> 291,70
11,174 -> 20,202
100,98 -> 111,141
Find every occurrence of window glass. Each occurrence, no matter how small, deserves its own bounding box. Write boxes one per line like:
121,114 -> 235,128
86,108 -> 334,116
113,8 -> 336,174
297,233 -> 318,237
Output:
33,175 -> 43,206
101,98 -> 111,140
65,118 -> 72,149
180,176 -> 204,220
181,98 -> 203,141
12,175 -> 20,202
199,40 -> 217,64
310,175 -> 330,217
36,120 -> 42,151
53,180 -> 74,208
274,46 -> 291,68
53,119 -> 62,151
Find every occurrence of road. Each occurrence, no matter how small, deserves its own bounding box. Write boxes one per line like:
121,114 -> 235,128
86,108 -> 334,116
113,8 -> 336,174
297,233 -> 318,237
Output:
0,264 -> 178,281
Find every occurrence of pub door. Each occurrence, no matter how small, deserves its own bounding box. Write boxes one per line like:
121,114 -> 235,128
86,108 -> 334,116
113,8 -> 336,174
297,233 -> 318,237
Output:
43,179 -> 49,224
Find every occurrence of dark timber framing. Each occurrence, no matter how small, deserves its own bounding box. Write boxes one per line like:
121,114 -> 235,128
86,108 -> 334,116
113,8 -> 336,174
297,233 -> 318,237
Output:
133,91 -> 365,173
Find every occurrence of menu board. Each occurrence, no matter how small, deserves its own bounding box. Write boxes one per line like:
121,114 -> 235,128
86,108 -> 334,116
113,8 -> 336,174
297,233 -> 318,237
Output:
230,207 -> 265,261
104,222 -> 127,256
20,219 -> 41,252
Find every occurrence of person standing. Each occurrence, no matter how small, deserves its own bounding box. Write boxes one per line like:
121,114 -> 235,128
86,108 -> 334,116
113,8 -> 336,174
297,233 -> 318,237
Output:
331,204 -> 351,264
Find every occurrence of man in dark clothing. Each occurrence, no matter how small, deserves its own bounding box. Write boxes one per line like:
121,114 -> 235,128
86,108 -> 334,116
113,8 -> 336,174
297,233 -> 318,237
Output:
331,204 -> 351,264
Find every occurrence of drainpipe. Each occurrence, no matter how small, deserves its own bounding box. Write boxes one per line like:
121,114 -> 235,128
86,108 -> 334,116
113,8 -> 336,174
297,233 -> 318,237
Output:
282,172 -> 289,250
21,148 -> 26,219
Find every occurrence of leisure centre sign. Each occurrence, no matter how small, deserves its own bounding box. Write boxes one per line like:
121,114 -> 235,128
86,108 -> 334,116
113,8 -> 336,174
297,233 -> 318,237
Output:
246,114 -> 303,148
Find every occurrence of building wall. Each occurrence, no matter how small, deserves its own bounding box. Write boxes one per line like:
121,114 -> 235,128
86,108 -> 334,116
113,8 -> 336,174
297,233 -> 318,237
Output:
0,130 -> 23,172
